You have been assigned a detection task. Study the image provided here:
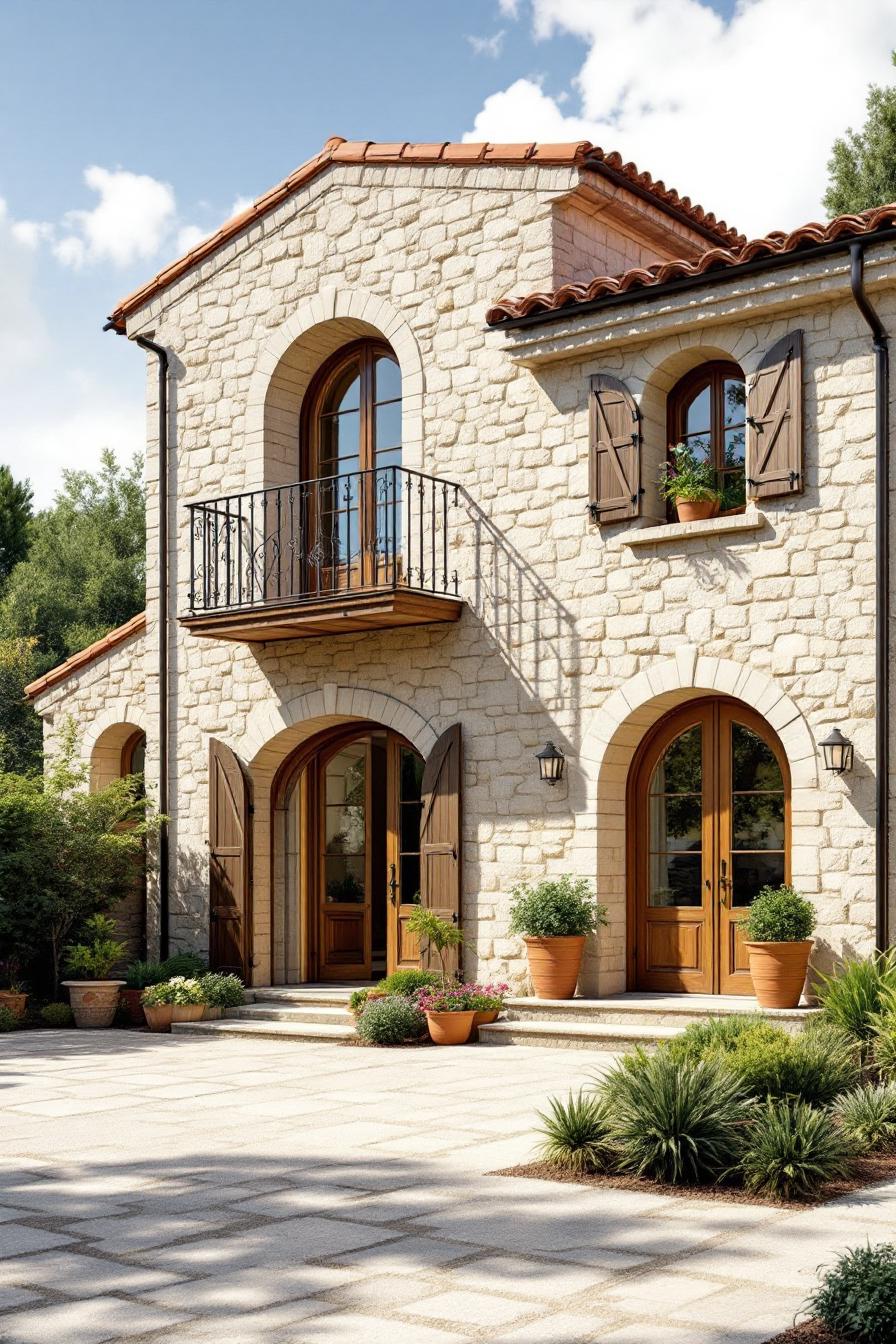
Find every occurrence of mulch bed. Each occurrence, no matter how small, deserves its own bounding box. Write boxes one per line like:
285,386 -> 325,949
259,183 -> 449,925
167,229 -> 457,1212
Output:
764,1323 -> 844,1343
496,1153 -> 896,1209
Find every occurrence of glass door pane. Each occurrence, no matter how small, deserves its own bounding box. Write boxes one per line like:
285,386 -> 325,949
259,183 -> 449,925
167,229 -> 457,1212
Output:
729,722 -> 786,907
323,740 -> 367,904
648,724 -> 703,908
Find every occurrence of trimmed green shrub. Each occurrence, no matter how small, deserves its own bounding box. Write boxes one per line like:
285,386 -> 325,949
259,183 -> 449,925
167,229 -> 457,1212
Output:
536,1091 -> 615,1175
666,1012 -> 772,1061
508,876 -> 608,939
601,1049 -> 749,1185
374,969 -> 441,997
349,988 -> 371,1015
0,1005 -> 18,1031
808,1242 -> 896,1343
833,1083 -> 896,1153
356,995 -> 425,1046
40,1002 -> 74,1027
198,973 -> 244,1008
740,1098 -> 853,1200
124,960 -> 169,990
815,949 -> 896,1044
63,914 -> 127,980
742,885 -> 816,943
160,952 -> 207,978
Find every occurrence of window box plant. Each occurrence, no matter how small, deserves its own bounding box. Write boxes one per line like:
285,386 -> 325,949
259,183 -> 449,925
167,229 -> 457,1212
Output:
659,441 -> 723,523
509,876 -> 608,1000
743,884 -> 816,1009
60,915 -> 127,1028
416,986 -> 477,1046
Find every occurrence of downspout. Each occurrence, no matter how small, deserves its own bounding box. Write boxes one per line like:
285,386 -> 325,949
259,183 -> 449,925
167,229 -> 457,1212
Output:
103,322 -> 170,959
849,242 -> 890,950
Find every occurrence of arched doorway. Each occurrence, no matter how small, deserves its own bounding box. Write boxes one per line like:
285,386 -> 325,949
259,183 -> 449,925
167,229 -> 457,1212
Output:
275,723 -> 426,982
628,696 -> 790,995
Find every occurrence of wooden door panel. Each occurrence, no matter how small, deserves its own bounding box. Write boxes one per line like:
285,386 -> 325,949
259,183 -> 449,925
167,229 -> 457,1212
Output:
321,909 -> 367,969
419,725 -> 462,978
317,737 -> 372,981
208,739 -> 251,979
646,920 -> 704,974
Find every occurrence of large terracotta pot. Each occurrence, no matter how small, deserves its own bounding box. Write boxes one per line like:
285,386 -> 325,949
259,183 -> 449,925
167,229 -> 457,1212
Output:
675,498 -> 719,523
524,935 -> 586,1000
62,980 -> 125,1029
425,1010 -> 475,1046
746,940 -> 814,1009
171,1003 -> 205,1023
0,991 -> 27,1020
120,989 -> 146,1026
143,1003 -> 175,1033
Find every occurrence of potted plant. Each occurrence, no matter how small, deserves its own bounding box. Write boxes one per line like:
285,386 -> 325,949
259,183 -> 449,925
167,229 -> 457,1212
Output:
659,441 -> 723,523
406,906 -> 464,988
416,985 -> 477,1046
121,960 -> 167,1025
743,884 -> 817,1009
467,981 -> 509,1028
168,976 -> 207,1023
60,914 -> 127,1029
198,972 -> 245,1020
141,980 -> 177,1032
509,876 -> 608,1000
0,958 -> 28,1020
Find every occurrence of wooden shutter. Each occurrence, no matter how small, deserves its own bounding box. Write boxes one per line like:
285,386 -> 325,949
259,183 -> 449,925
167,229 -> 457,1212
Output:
746,331 -> 803,499
589,374 -> 642,522
208,738 -> 251,979
419,724 -> 462,977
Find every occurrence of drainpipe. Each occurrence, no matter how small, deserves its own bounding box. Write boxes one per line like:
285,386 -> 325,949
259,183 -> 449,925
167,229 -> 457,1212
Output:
849,242 -> 890,950
103,322 -> 170,959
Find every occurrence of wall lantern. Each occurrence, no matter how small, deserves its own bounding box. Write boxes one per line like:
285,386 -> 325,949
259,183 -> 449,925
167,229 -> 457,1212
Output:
536,740 -> 565,785
819,727 -> 854,776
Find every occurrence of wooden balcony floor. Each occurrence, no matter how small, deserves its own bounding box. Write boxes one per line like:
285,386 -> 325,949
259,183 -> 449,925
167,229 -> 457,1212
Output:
180,587 -> 464,642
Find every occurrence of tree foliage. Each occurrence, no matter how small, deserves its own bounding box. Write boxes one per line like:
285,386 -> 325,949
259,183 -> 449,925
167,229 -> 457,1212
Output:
0,466 -> 33,586
0,637 -> 42,774
824,53 -> 896,216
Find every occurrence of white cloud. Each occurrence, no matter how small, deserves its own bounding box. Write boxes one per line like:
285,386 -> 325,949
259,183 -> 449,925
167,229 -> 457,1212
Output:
53,165 -> 177,268
466,0 -> 896,237
0,199 -> 49,373
467,30 -> 506,57
498,0 -> 521,17
229,195 -> 254,217
175,223 -> 209,253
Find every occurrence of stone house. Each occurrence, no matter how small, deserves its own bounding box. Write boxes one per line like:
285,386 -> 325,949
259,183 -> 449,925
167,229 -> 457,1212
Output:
25,137 -> 896,997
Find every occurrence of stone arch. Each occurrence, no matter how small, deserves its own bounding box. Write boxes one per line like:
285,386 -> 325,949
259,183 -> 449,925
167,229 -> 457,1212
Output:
580,649 -> 819,994
244,286 -> 425,490
85,710 -> 146,790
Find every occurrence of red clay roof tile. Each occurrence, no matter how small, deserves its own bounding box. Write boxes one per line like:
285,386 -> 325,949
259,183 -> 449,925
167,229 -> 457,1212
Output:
25,612 -> 147,702
107,136 -> 740,331
485,203 -> 896,326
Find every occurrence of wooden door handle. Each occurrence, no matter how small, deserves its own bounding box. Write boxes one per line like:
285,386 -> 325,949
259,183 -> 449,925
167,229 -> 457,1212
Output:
388,863 -> 398,904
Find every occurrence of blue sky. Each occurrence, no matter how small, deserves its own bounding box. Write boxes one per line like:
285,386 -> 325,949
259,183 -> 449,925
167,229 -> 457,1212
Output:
1,0 -> 893,503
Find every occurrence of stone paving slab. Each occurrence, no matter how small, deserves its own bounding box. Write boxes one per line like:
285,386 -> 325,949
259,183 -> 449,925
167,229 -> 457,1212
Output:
1,1029 -> 894,1342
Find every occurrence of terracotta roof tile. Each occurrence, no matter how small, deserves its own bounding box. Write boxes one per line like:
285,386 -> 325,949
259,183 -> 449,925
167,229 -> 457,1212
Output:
25,612 -> 147,702
107,136 -> 739,331
485,203 -> 896,326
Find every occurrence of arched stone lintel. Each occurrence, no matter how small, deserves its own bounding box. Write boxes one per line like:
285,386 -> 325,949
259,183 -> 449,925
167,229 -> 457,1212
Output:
82,706 -> 146,763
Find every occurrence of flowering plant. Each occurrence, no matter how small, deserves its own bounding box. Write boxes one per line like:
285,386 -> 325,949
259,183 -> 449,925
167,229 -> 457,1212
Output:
417,981 -> 508,1014
465,982 -> 509,1012
198,972 -> 244,1007
141,976 -> 206,1007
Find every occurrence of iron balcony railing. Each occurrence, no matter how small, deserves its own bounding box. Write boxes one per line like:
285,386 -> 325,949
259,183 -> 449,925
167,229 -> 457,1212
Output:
188,466 -> 460,614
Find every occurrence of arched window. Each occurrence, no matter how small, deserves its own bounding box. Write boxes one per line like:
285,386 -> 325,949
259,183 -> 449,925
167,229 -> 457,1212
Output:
667,361 -> 746,514
301,340 -> 402,584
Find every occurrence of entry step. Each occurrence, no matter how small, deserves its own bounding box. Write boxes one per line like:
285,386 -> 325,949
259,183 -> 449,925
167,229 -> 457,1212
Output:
477,1020 -> 686,1050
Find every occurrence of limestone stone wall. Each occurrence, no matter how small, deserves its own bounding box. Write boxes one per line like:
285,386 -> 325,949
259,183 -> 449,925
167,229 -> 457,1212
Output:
35,158 -> 896,991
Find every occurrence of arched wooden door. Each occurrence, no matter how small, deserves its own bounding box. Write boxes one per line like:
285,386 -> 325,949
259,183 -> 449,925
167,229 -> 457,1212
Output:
629,698 -> 789,995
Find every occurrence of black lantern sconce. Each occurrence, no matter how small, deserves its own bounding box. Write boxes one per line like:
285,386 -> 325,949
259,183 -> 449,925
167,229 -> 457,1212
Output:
819,727 -> 854,776
536,741 -> 565,786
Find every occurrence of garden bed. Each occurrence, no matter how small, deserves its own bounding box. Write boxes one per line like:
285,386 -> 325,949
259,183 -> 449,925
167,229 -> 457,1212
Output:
496,1152 -> 896,1209
764,1323 -> 842,1343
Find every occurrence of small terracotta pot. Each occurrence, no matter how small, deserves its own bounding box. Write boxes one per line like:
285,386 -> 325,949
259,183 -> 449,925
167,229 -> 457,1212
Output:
143,1003 -> 175,1032
120,989 -> 146,1026
62,981 -> 125,1029
171,1003 -> 205,1023
0,991 -> 27,1020
675,498 -> 720,523
203,1005 -> 224,1020
425,1010 -> 475,1046
472,1009 -> 499,1027
746,940 -> 814,1009
524,935 -> 586,1000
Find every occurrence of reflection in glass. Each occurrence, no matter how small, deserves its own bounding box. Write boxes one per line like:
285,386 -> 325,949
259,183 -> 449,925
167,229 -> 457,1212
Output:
732,853 -> 785,908
648,725 -> 703,908
685,385 -> 711,434
324,743 -> 366,903
649,853 -> 701,907
650,725 -> 701,794
325,855 -> 366,903
729,723 -> 786,909
398,746 -> 424,906
374,355 -> 401,404
732,725 -> 783,791
733,794 -> 785,850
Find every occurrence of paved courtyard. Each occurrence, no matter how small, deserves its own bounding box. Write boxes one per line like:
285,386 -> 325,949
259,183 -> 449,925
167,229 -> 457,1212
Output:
0,1031 -> 893,1343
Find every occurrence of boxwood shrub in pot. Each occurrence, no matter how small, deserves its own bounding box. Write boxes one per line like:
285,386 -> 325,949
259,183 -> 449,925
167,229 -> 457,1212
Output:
742,884 -> 816,1009
60,915 -> 127,1029
509,876 -> 608,1000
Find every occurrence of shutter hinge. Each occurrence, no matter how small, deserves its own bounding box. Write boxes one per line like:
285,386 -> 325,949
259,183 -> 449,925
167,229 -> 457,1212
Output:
746,415 -> 762,432
789,470 -> 800,487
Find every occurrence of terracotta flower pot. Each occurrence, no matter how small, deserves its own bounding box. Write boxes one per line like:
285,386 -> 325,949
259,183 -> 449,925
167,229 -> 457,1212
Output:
472,1009 -> 499,1027
171,1003 -> 205,1023
143,1003 -> 175,1033
120,989 -> 146,1026
0,991 -> 27,1020
746,940 -> 814,1009
675,498 -> 719,523
202,1005 -> 224,1020
425,1010 -> 475,1046
61,981 -> 125,1029
524,935 -> 586,1000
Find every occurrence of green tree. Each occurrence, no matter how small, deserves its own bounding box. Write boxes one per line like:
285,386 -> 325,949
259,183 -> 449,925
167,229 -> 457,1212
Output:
824,53 -> 896,216
0,467 -> 33,588
0,721 -> 155,993
0,449 -> 145,669
0,637 -> 42,774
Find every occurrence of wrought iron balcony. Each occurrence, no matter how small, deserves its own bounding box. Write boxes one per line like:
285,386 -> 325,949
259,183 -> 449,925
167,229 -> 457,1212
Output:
182,466 -> 464,641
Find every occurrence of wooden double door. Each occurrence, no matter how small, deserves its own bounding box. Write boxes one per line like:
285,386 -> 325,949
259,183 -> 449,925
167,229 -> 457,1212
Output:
629,699 -> 789,994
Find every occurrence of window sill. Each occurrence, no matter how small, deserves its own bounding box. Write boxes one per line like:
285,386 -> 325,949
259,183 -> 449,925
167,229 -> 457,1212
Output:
616,507 -> 767,548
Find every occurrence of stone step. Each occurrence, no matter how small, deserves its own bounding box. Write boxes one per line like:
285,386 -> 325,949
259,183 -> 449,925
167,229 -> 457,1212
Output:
226,1004 -> 353,1026
503,995 -> 818,1034
171,1018 -> 356,1043
249,987 -> 357,1008
477,1019 -> 686,1050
